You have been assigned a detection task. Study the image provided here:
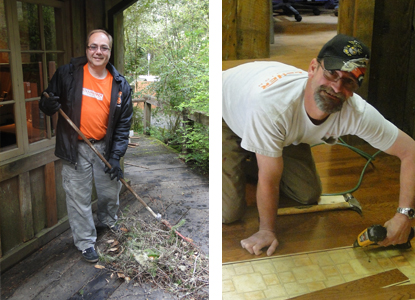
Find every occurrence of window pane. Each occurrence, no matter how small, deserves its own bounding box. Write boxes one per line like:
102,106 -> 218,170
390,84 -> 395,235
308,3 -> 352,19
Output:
22,53 -> 50,144
0,103 -> 17,152
26,100 -> 47,143
0,53 -> 13,101
0,0 -> 8,49
46,53 -> 58,81
18,2 -> 41,50
22,53 -> 43,97
46,53 -> 61,138
43,6 -> 56,51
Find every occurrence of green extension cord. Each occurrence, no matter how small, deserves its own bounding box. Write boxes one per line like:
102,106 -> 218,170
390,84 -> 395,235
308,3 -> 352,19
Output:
312,137 -> 383,196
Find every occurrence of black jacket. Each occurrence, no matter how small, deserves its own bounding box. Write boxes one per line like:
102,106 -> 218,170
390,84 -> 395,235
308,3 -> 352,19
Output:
39,56 -> 133,166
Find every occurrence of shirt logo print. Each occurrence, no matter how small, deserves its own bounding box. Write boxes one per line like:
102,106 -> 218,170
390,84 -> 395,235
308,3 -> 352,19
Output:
258,71 -> 305,90
82,88 -> 104,101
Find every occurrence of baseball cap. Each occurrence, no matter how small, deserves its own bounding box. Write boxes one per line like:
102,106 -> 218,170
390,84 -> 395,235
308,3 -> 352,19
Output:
318,34 -> 370,86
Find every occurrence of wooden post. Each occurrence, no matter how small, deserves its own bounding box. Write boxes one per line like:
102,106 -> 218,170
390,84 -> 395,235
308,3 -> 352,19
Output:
337,0 -> 356,36
18,172 -> 34,242
44,162 -> 58,227
223,0 -> 270,60
181,109 -> 196,155
143,96 -> 151,134
222,0 -> 237,60
235,0 -> 270,59
409,3 -> 415,139
337,0 -> 375,101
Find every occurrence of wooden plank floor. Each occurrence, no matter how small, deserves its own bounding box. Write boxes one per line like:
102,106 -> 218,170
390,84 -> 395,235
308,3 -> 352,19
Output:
1,134 -> 209,299
222,142 -> 402,263
289,269 -> 412,300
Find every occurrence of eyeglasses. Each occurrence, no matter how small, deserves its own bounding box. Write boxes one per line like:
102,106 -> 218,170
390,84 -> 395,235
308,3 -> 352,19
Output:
318,61 -> 359,92
87,44 -> 111,53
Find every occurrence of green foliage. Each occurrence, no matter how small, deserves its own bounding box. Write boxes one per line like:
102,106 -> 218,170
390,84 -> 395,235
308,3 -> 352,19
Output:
180,123 -> 209,173
131,105 -> 144,133
124,0 -> 209,173
169,219 -> 186,244
148,126 -> 181,149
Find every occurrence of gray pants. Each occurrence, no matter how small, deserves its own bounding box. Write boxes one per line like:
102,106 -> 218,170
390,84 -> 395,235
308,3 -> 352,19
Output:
62,141 -> 122,251
222,119 -> 322,223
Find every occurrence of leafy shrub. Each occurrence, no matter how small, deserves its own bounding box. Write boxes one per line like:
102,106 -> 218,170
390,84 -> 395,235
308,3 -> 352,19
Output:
180,123 -> 209,173
131,105 -> 144,133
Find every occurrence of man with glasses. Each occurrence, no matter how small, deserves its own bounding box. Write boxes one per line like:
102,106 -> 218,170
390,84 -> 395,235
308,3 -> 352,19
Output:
40,29 -> 133,263
222,34 -> 415,256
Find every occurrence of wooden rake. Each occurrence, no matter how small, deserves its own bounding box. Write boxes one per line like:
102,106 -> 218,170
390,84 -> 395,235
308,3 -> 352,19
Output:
43,92 -> 196,248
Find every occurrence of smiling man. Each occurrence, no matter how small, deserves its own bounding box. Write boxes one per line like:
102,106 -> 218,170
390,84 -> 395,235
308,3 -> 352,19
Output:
222,34 -> 415,256
40,29 -> 133,263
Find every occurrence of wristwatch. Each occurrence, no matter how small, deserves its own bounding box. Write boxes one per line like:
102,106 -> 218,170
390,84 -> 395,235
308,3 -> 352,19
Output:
396,207 -> 415,219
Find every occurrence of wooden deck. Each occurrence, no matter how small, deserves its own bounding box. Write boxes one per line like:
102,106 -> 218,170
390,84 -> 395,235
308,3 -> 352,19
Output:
1,134 -> 209,299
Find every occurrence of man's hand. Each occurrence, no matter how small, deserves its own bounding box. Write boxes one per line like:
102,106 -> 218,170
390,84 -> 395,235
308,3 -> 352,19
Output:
104,157 -> 123,181
240,230 -> 279,256
41,92 -> 61,116
377,213 -> 413,246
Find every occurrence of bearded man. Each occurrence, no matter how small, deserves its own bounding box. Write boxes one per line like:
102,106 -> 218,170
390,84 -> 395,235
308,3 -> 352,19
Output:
222,34 -> 415,256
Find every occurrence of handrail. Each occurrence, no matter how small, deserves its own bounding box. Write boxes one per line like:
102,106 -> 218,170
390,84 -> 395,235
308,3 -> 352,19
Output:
132,96 -> 208,132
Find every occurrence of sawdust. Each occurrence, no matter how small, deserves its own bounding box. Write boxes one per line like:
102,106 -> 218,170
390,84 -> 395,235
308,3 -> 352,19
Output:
96,215 -> 209,299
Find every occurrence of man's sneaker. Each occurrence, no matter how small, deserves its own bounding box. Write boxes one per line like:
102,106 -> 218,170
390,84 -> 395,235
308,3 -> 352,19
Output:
82,247 -> 99,263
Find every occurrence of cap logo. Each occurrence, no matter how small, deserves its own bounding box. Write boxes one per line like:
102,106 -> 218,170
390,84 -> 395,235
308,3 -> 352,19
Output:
343,40 -> 364,57
340,58 -> 368,72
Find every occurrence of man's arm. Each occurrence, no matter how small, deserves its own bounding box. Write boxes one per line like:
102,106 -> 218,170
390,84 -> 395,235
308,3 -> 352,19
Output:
240,153 -> 283,256
378,129 -> 415,246
105,84 -> 133,180
110,85 -> 133,157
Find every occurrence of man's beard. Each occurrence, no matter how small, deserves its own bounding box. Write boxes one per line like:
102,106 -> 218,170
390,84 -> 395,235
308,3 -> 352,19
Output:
314,86 -> 347,114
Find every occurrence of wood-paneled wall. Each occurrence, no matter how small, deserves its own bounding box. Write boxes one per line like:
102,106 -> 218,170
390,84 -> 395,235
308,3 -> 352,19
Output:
338,0 -> 415,137
0,149 -> 68,270
370,0 -> 415,136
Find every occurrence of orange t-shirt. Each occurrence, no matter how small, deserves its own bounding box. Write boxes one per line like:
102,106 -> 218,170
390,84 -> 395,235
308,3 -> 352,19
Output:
79,64 -> 113,140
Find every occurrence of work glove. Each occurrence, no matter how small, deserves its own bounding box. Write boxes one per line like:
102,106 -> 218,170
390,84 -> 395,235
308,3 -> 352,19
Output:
41,92 -> 61,116
105,157 -> 123,181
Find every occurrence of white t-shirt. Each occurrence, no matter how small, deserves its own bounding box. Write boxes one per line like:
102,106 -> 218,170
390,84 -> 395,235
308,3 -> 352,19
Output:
222,61 -> 399,157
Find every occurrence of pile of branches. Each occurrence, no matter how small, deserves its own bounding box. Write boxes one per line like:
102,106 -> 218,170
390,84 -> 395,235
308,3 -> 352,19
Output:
96,215 -> 209,299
